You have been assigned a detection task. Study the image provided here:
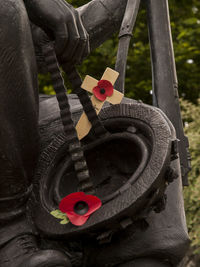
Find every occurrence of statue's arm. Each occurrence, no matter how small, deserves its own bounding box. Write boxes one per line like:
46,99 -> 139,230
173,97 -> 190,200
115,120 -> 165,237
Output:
78,0 -> 128,51
24,0 -> 128,62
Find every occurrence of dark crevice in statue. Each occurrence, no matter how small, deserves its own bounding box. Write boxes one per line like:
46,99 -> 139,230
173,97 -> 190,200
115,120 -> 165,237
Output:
0,0 -> 189,266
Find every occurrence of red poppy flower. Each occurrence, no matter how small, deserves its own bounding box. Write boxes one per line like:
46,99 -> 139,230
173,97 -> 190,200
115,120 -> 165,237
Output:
93,79 -> 114,101
59,192 -> 102,226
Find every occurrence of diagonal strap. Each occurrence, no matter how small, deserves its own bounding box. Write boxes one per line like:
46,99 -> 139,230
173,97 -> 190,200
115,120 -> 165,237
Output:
115,0 -> 141,93
65,66 -> 108,138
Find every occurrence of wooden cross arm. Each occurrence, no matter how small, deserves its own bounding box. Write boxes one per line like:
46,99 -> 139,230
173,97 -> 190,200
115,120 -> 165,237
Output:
81,68 -> 120,94
81,75 -> 98,93
107,90 -> 123,104
101,67 -> 119,85
76,68 -> 123,140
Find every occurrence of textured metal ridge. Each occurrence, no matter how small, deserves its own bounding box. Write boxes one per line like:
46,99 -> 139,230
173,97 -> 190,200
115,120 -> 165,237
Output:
42,44 -> 94,194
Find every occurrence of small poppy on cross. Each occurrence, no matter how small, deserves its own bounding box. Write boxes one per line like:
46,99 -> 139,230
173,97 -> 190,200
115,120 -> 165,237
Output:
76,68 -> 124,140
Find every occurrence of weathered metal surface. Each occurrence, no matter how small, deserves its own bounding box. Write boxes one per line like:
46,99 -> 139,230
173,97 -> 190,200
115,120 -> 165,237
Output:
146,0 -> 191,185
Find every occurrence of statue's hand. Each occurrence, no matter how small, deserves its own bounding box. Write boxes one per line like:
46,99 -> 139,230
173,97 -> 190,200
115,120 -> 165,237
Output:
24,0 -> 89,66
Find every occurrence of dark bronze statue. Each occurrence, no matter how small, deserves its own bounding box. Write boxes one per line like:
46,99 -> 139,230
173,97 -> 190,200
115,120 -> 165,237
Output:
0,0 -> 191,266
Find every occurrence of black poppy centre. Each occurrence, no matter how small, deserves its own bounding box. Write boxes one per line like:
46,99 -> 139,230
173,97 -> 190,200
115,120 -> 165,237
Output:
74,201 -> 89,215
100,88 -> 106,95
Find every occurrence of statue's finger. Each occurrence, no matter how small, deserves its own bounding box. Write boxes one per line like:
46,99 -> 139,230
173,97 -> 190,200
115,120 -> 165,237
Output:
71,37 -> 88,65
59,33 -> 80,64
72,11 -> 90,63
80,31 -> 90,62
54,23 -> 68,56
61,13 -> 81,62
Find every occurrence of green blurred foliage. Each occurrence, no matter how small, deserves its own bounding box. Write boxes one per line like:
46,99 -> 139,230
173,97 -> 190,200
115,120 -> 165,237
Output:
38,0 -> 200,105
170,0 -> 200,104
181,99 -> 200,254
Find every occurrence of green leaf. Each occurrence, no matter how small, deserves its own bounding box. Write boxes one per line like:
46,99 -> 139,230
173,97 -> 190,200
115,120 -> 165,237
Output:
60,217 -> 70,225
184,17 -> 198,25
50,209 -> 66,219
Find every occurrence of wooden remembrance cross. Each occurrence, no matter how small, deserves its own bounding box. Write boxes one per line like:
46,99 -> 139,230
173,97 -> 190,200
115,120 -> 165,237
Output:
76,68 -> 124,140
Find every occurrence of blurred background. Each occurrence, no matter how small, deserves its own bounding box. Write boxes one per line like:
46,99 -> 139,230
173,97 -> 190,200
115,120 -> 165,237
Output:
38,1 -> 200,265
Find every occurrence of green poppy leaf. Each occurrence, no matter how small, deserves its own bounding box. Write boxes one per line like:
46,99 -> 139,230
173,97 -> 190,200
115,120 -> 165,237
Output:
50,209 -> 66,219
60,217 -> 70,225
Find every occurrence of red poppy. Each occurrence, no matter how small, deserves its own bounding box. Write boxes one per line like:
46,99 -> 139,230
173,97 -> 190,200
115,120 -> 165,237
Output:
93,79 -> 114,101
59,192 -> 102,226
